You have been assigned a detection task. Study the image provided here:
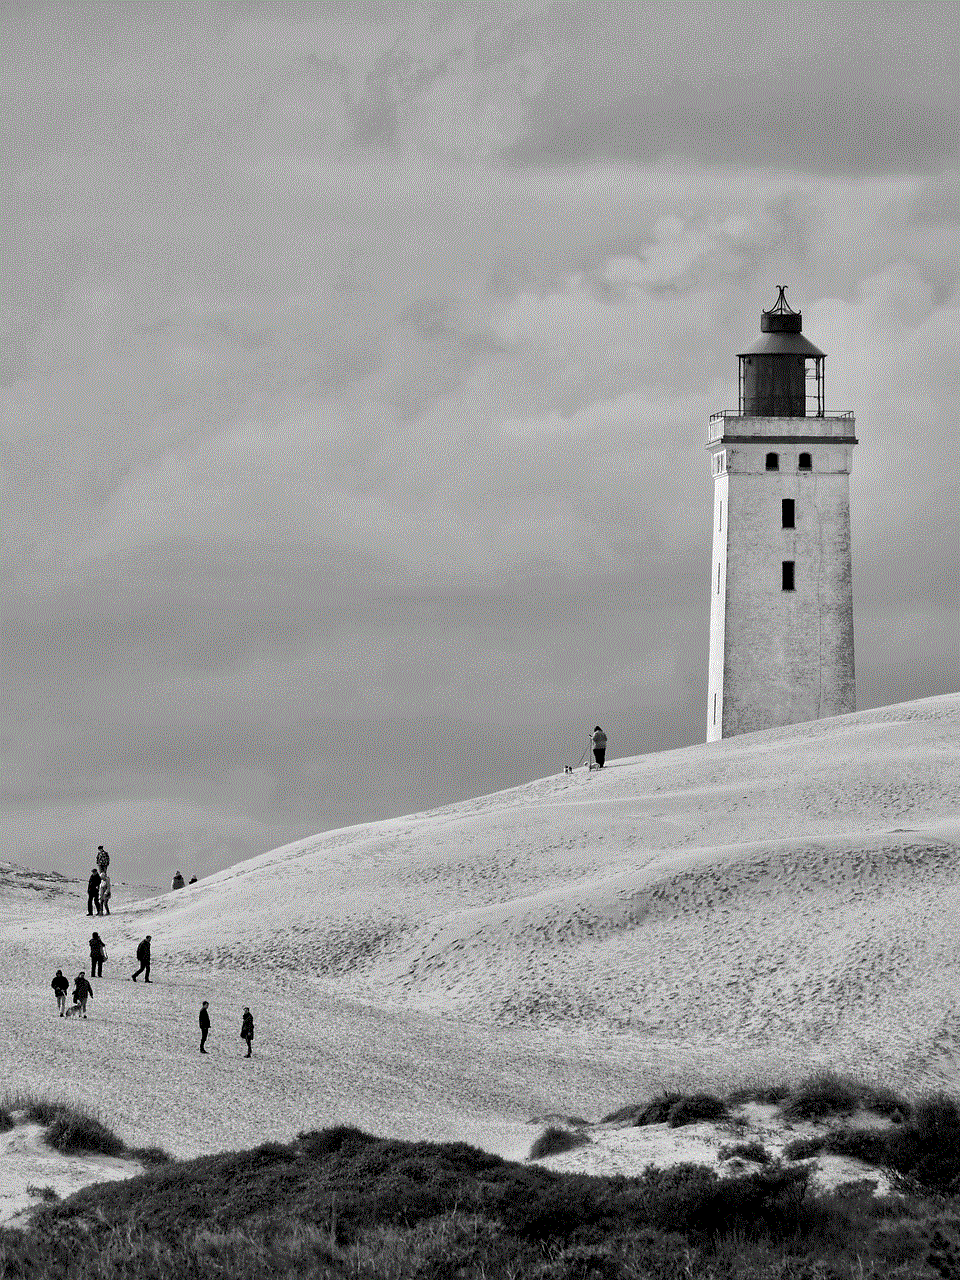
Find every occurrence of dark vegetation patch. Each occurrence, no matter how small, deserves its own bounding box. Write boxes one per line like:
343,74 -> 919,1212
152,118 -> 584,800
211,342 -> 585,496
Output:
718,1140 -> 771,1165
1,1081 -> 959,1277
0,1094 -> 170,1164
528,1126 -> 591,1160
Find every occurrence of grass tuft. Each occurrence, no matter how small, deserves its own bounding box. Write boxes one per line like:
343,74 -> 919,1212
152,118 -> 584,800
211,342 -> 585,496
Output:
717,1139 -> 771,1165
528,1126 -> 591,1160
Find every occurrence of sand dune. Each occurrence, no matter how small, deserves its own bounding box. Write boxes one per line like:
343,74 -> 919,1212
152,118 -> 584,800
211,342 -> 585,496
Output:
1,693 -> 957,1165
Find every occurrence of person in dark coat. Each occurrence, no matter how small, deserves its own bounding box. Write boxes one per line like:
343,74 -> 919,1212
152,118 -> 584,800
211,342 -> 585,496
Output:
86,868 -> 101,916
73,971 -> 93,1016
171,871 -> 185,890
188,875 -> 198,884
89,932 -> 106,978
199,1001 -> 210,1053
51,969 -> 69,1015
240,1007 -> 254,1057
591,726 -> 607,769
132,935 -> 152,982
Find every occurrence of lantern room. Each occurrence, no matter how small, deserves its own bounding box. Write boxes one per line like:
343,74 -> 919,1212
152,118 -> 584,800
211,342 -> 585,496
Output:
738,287 -> 825,417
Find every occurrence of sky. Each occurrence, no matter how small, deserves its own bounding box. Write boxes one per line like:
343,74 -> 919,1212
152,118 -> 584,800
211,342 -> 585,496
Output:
2,0 -> 957,884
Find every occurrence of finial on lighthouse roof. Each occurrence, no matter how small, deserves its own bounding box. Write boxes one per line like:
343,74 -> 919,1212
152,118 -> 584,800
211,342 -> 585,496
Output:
761,285 -> 802,333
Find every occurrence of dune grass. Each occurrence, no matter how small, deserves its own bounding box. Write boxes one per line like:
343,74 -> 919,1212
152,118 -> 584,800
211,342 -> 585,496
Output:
528,1125 -> 591,1160
1,1092 -> 171,1164
0,1072 -> 958,1277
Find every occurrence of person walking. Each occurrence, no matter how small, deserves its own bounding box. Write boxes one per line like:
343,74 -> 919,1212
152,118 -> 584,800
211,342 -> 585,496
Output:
51,969 -> 69,1016
171,871 -> 185,891
89,932 -> 106,978
240,1007 -> 254,1057
591,726 -> 607,769
199,1001 -> 210,1053
98,871 -> 112,915
132,935 -> 152,982
86,868 -> 101,916
73,971 -> 93,1017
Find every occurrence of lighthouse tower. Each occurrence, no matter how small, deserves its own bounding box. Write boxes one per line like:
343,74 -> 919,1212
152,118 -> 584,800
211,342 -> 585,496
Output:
706,288 -> 857,741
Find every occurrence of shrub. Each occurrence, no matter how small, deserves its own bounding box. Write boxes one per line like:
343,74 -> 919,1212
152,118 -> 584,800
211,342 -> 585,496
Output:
529,1127 -> 591,1160
726,1082 -> 793,1107
25,1186 -> 60,1202
130,1145 -> 174,1167
44,1109 -> 126,1157
885,1093 -> 960,1192
857,1082 -> 912,1121
718,1140 -> 771,1165
667,1094 -> 729,1128
781,1070 -> 863,1122
783,1136 -> 825,1160
928,1219 -> 960,1280
600,1092 -> 686,1125
296,1125 -> 379,1157
822,1126 -> 890,1167
0,1105 -> 12,1132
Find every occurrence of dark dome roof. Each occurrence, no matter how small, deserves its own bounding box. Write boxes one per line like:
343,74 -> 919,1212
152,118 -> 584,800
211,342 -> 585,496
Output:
738,331 -> 826,357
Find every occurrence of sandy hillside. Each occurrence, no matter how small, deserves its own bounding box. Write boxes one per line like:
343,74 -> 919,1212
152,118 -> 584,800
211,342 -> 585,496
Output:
0,694 -> 957,1168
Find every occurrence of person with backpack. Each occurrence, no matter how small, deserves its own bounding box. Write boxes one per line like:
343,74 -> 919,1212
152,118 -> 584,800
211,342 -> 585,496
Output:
98,871 -> 111,915
73,971 -> 93,1017
86,868 -> 101,916
51,969 -> 69,1016
89,932 -> 106,978
240,1007 -> 254,1057
132,935 -> 152,982
199,1001 -> 210,1053
95,845 -> 110,874
591,726 -> 607,769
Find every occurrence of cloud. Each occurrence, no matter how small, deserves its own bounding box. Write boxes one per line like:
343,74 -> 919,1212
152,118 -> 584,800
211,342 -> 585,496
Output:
1,2 -> 956,881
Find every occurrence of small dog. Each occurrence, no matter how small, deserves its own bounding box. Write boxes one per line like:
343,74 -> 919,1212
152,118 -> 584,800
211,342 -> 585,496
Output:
564,765 -> 573,774
64,1003 -> 84,1018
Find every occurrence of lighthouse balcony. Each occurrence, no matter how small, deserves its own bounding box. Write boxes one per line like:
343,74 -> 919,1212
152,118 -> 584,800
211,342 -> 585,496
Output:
708,411 -> 855,446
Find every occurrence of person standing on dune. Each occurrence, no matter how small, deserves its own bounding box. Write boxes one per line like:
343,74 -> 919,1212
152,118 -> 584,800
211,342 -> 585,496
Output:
199,1001 -> 210,1054
240,1007 -> 254,1057
591,726 -> 607,769
89,932 -> 106,978
98,871 -> 111,915
86,868 -> 101,916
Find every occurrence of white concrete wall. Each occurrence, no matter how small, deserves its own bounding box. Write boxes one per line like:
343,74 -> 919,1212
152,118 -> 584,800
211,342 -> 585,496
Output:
707,420 -> 856,739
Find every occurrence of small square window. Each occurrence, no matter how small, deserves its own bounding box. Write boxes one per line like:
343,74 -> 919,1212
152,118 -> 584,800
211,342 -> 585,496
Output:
782,561 -> 795,591
766,452 -> 779,470
798,452 -> 812,470
782,499 -> 795,528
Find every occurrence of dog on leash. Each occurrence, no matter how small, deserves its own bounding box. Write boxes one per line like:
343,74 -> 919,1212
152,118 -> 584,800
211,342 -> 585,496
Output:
64,1003 -> 84,1019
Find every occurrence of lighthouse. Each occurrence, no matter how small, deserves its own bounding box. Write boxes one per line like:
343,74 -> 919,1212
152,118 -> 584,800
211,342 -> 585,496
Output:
706,288 -> 857,741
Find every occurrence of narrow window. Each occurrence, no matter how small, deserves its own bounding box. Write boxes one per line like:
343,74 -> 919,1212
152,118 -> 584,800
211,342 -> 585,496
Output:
782,498 -> 795,528
718,500 -> 723,531
716,560 -> 721,592
798,452 -> 812,470
765,452 -> 779,470
713,692 -> 717,724
782,561 -> 795,591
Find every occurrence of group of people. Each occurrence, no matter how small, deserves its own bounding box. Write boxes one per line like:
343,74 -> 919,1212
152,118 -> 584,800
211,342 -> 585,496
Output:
59,849 -> 258,1057
50,969 -> 93,1017
199,1001 -> 256,1057
86,846 -> 112,915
